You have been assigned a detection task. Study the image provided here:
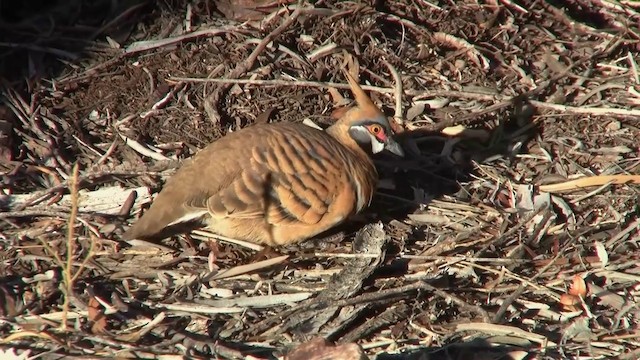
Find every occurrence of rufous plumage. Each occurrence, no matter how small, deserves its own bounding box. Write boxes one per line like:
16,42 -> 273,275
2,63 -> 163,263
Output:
122,72 -> 403,245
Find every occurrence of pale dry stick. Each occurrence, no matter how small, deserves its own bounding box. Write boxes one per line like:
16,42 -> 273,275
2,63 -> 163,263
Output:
185,1 -> 193,33
530,100 -> 640,117
59,26 -> 241,84
170,76 -> 500,100
570,180 -> 617,203
628,51 -> 640,84
323,281 -> 435,308
12,310 -> 87,325
0,330 -> 65,346
175,76 -> 392,92
360,339 -> 418,351
416,0 -> 443,10
539,174 -> 640,192
146,83 -> 187,116
61,164 -> 80,330
124,26 -> 242,54
72,135 -> 104,158
34,216 -> 80,329
13,162 -> 179,212
457,323 -> 556,346
497,0 -> 529,13
191,229 -> 264,251
27,165 -> 94,331
205,255 -> 289,281
141,67 -> 156,97
0,209 -> 71,218
119,134 -> 173,161
117,312 -> 167,342
308,42 -> 339,62
381,58 -> 404,127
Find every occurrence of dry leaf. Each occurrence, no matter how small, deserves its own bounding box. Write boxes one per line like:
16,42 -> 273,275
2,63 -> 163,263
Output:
594,241 -> 608,268
88,297 -> 108,334
0,348 -> 30,360
551,195 -> 575,224
569,275 -> 587,297
515,184 -> 534,211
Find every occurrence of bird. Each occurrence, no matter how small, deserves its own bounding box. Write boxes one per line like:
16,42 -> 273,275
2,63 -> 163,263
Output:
122,72 -> 404,246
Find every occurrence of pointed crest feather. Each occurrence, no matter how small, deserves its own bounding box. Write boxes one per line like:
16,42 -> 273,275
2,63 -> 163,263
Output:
342,69 -> 378,112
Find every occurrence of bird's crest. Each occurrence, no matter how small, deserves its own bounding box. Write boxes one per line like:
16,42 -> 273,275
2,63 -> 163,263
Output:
340,69 -> 385,122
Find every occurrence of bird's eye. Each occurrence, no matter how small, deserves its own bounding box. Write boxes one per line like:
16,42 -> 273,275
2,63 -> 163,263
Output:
369,125 -> 382,134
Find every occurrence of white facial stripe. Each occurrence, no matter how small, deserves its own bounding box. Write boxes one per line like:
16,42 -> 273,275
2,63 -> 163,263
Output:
351,126 -> 369,137
350,125 -> 386,154
370,133 -> 385,153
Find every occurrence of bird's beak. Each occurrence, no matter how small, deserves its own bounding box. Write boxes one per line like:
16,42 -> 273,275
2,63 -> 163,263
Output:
384,137 -> 404,157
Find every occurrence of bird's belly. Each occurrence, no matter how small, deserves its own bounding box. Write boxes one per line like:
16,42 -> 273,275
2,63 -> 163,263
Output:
205,216 -> 346,246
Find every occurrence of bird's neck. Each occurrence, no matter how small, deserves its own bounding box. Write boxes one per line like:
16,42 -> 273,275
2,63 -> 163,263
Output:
325,123 -> 371,160
325,122 -> 378,212
325,124 -> 378,196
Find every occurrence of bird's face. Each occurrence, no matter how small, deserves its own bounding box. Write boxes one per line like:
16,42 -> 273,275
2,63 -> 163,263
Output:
348,117 -> 404,157
333,69 -> 405,157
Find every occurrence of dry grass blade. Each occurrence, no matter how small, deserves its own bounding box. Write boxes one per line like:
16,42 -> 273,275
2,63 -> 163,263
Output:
455,323 -> 557,346
539,174 -> 640,192
206,255 -> 289,280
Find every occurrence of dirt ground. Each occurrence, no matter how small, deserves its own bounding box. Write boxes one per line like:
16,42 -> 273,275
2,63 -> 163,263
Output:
1,0 -> 639,359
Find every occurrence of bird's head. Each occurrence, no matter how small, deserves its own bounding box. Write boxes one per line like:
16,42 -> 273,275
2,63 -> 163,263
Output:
330,72 -> 404,157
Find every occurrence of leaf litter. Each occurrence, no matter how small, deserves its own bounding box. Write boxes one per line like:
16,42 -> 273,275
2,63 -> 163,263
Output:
0,0 -> 639,359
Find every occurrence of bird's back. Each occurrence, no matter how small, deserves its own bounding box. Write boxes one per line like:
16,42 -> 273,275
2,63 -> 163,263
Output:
122,121 -> 377,244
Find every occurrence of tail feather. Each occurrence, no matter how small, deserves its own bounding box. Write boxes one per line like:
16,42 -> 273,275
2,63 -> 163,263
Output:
122,192 -> 195,241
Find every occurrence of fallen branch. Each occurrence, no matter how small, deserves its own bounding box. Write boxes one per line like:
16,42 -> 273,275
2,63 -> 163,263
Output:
529,100 -> 640,118
538,174 -> 640,193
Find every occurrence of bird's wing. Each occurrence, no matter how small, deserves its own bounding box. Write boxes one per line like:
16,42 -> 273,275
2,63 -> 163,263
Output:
192,125 -> 357,226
